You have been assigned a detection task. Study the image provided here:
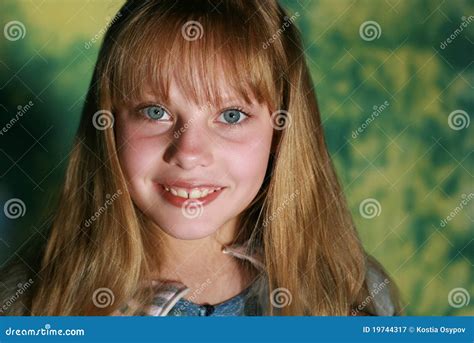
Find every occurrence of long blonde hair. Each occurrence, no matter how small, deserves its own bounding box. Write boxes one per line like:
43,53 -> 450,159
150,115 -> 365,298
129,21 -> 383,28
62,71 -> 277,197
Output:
16,0 -> 399,315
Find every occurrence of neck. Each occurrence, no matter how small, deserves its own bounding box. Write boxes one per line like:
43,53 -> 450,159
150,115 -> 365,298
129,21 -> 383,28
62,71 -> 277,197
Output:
153,217 -> 255,305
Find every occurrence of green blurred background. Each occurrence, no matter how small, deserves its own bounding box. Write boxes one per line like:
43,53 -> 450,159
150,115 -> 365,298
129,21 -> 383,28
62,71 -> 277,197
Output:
0,0 -> 472,315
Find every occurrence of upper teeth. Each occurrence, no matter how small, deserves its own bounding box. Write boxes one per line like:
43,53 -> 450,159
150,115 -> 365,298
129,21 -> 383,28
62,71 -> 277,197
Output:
164,186 -> 222,199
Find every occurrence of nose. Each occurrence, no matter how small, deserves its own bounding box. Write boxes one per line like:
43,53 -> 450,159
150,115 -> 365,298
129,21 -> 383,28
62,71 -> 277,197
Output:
164,120 -> 214,170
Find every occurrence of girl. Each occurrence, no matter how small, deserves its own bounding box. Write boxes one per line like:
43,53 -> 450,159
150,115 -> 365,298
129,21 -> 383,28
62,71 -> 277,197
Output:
1,0 -> 401,316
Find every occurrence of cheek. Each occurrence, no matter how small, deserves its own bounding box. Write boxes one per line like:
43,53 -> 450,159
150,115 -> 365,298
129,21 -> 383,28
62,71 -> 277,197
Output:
221,127 -> 273,197
115,121 -> 166,184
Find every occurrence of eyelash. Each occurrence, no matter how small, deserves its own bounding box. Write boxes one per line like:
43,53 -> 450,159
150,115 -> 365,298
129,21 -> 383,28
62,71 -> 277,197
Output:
135,104 -> 252,127
218,106 -> 251,128
136,104 -> 172,123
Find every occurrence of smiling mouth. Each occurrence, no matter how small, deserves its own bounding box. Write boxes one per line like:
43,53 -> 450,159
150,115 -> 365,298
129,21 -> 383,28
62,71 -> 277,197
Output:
156,183 -> 226,207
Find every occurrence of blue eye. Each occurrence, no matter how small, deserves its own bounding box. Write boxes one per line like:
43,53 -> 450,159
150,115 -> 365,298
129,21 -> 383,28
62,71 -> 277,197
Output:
141,105 -> 171,121
218,109 -> 248,125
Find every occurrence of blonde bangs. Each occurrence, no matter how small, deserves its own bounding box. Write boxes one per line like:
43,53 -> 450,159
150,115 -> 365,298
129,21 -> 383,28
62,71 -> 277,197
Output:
101,1 -> 283,110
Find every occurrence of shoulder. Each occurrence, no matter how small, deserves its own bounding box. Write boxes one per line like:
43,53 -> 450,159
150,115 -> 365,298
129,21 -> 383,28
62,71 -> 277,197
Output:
366,264 -> 397,316
0,261 -> 34,315
351,256 -> 400,316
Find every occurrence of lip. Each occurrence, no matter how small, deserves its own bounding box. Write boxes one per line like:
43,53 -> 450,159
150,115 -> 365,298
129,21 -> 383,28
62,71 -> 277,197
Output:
156,183 -> 226,208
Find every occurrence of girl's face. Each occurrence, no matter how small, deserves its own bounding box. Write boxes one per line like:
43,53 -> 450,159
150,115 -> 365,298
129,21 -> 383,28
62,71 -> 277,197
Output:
115,78 -> 274,240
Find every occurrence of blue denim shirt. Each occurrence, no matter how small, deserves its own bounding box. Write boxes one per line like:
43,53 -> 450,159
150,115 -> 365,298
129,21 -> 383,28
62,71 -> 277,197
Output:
167,282 -> 261,316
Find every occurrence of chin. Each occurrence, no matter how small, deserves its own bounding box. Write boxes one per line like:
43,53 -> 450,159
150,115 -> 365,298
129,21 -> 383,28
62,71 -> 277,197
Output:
157,221 -> 220,240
